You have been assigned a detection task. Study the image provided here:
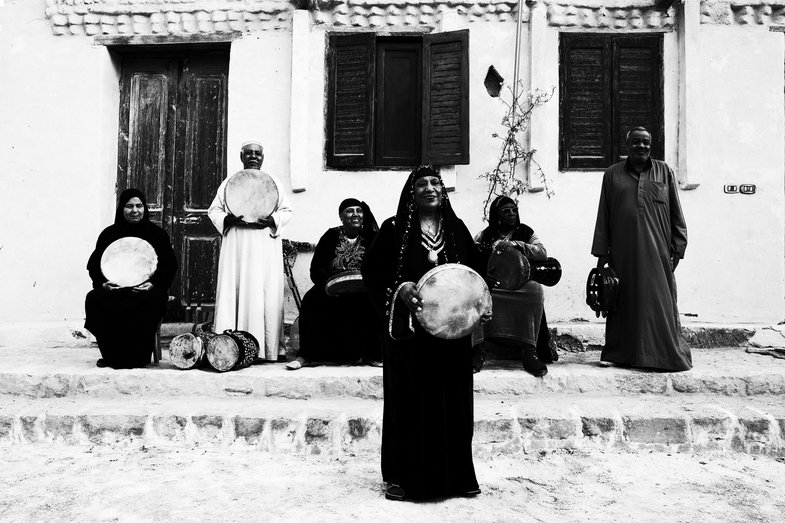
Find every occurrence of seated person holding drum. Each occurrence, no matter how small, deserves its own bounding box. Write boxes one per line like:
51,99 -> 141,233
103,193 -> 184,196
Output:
473,195 -> 558,377
286,198 -> 382,370
363,166 -> 489,502
84,188 -> 178,369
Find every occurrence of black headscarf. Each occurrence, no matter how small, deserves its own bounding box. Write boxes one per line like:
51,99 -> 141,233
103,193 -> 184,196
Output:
86,188 -> 177,290
481,195 -> 518,243
114,188 -> 151,227
339,197 -> 379,243
391,166 -> 462,285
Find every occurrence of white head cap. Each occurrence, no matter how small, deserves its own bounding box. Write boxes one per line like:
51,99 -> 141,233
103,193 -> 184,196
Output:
241,140 -> 264,150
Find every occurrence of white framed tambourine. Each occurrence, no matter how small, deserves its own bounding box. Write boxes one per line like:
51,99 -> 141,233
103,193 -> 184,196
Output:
100,237 -> 158,287
224,169 -> 279,223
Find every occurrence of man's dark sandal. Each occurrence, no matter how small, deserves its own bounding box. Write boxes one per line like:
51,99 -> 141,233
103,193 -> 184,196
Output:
95,359 -> 108,368
385,484 -> 405,501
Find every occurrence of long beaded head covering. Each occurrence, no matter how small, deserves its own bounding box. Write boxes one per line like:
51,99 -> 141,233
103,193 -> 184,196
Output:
391,165 -> 461,287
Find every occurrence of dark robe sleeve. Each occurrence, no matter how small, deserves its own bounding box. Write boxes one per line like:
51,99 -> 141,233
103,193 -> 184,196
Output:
310,229 -> 339,287
667,166 -> 688,259
86,228 -> 113,289
148,227 -> 178,291
454,219 -> 484,275
362,218 -> 397,296
591,169 -> 612,257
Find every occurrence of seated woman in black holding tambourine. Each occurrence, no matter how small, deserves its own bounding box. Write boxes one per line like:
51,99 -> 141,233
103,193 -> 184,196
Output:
286,198 -> 382,370
473,195 -> 559,376
84,189 -> 178,369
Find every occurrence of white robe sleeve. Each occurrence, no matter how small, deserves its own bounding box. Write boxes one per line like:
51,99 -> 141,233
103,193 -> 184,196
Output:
267,175 -> 294,238
207,178 -> 229,235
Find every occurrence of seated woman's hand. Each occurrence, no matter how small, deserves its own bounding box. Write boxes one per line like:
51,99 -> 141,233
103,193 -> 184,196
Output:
102,282 -> 121,292
130,282 -> 154,293
398,282 -> 423,313
480,311 -> 493,324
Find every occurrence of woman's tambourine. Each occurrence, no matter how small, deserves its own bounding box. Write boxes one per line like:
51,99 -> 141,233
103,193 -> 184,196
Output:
414,263 -> 492,339
100,237 -> 158,287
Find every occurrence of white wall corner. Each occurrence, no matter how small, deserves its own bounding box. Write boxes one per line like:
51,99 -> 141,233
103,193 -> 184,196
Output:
677,0 -> 701,191
290,9 -> 311,192
438,10 -> 467,32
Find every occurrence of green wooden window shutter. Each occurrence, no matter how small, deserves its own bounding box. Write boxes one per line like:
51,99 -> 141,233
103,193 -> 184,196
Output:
422,29 -> 469,166
326,33 -> 376,167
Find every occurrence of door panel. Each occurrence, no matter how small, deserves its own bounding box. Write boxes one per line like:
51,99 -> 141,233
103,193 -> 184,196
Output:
118,49 -> 228,320
173,53 -> 228,309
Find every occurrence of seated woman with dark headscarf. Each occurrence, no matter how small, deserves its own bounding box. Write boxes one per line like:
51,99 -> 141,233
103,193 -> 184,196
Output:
286,198 -> 382,370
362,166 -> 487,502
473,195 -> 557,377
84,189 -> 178,369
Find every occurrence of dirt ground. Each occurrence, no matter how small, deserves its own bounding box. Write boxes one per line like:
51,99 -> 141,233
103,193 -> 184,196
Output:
0,446 -> 783,522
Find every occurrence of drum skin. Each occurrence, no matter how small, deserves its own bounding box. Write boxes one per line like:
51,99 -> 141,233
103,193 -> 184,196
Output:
414,263 -> 492,340
100,237 -> 158,287
206,330 -> 259,372
169,331 -> 216,370
487,246 -> 530,290
224,169 -> 279,223
324,270 -> 365,297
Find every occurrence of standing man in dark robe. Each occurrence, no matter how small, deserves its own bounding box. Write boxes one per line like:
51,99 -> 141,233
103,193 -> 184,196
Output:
591,127 -> 691,371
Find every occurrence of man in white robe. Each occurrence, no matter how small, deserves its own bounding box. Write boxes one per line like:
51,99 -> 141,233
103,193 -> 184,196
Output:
208,141 -> 294,361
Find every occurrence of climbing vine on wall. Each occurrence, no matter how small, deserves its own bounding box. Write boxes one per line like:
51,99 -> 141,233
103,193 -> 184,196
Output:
480,80 -> 554,219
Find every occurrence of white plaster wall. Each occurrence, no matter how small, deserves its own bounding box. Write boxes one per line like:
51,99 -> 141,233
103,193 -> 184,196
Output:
0,0 -> 119,324
1,5 -> 783,328
679,25 -> 785,322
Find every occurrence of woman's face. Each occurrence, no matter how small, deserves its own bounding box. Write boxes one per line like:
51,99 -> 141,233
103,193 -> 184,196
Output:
496,202 -> 518,229
123,197 -> 145,224
340,205 -> 364,235
413,176 -> 443,211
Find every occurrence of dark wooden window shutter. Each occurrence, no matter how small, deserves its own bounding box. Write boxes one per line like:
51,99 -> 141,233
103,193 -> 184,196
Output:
560,35 -> 611,170
560,33 -> 663,170
422,29 -> 469,166
326,33 -> 375,167
612,36 -> 664,162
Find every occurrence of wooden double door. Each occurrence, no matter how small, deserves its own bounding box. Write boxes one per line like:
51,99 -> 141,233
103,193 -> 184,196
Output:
117,47 -> 229,320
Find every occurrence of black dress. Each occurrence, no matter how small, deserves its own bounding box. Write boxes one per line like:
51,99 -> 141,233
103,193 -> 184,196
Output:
363,215 -> 483,500
84,189 -> 178,369
476,223 -> 553,359
297,226 -> 382,363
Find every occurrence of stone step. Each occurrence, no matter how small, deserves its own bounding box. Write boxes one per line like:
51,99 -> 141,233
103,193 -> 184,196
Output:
1,347 -> 784,399
0,395 -> 782,456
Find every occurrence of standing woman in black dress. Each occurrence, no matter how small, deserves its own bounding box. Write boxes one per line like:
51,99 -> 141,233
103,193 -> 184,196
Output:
362,166 -> 486,501
85,188 -> 178,369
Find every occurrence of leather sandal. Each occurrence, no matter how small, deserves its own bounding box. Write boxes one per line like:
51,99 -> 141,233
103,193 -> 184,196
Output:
385,484 -> 405,501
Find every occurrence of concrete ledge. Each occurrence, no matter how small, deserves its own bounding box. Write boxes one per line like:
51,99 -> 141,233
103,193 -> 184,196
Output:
0,396 -> 782,456
4,321 -> 781,353
1,348 -> 785,400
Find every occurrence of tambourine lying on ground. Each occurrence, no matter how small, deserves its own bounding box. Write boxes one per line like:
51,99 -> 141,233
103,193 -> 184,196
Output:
206,329 -> 259,372
100,237 -> 158,287
414,263 -> 492,339
324,269 -> 366,297
487,246 -> 562,290
169,330 -> 216,370
224,169 -> 279,223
